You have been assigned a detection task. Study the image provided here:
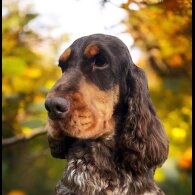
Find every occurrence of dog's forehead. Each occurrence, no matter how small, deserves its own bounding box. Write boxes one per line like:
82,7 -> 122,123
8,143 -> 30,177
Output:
58,34 -> 134,75
65,34 -> 129,55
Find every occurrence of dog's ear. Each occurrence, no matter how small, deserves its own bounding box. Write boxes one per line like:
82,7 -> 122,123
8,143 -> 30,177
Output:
117,64 -> 169,174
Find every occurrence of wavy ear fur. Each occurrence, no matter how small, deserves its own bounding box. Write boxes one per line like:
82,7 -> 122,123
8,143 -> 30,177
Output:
117,64 -> 169,175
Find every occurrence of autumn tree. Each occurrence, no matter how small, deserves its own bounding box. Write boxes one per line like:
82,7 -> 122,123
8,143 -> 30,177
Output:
116,0 -> 192,194
2,1 -> 68,194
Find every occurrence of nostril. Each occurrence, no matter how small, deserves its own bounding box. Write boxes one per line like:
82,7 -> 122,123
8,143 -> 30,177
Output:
55,104 -> 67,113
45,97 -> 69,119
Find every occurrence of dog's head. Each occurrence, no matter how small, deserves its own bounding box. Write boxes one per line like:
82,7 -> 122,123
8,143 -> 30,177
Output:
45,34 -> 132,139
45,34 -> 168,169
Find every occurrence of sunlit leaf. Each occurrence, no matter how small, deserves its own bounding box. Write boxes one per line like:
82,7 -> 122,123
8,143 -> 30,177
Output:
21,127 -> 32,136
23,68 -> 42,79
171,127 -> 186,143
12,77 -> 34,92
154,168 -> 165,182
7,190 -> 27,195
2,57 -> 26,76
178,147 -> 192,170
44,80 -> 55,90
34,95 -> 45,103
143,0 -> 163,4
168,54 -> 183,67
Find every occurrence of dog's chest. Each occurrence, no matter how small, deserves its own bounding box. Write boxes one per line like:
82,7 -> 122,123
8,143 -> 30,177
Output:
62,157 -> 132,195
63,158 -> 106,194
61,140 -> 134,195
64,158 -> 89,188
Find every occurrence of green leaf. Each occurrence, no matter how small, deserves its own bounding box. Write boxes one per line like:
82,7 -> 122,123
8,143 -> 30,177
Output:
2,56 -> 26,76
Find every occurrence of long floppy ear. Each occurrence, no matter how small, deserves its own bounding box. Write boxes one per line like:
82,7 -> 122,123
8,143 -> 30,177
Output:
117,64 -> 169,175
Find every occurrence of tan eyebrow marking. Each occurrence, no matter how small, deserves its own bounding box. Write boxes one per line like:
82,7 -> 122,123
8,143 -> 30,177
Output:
59,48 -> 71,62
84,44 -> 99,58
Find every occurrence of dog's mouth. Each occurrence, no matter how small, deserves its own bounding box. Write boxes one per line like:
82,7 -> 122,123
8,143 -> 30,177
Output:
64,111 -> 95,137
47,104 -> 114,140
47,104 -> 99,139
45,85 -> 116,139
48,134 -> 77,159
65,116 -> 95,137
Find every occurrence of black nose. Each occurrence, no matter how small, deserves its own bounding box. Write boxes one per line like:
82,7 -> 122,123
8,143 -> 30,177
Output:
45,97 -> 69,119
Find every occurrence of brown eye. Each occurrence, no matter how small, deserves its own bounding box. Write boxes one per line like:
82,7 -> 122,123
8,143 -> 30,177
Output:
92,54 -> 108,70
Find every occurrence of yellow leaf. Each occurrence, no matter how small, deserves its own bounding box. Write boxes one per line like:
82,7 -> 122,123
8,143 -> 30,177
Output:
2,79 -> 12,95
171,127 -> 186,142
7,190 -> 27,195
181,107 -> 192,116
12,77 -> 34,93
34,95 -> 44,103
22,127 -> 32,136
45,80 -> 55,90
154,168 -> 165,182
24,68 -> 42,79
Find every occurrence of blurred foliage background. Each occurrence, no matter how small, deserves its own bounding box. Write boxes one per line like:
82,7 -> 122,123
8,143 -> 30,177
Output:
2,0 -> 192,195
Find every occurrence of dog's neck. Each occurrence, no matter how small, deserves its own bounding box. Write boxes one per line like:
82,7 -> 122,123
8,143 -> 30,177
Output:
58,135 -> 160,195
66,134 -> 115,162
62,135 -> 118,193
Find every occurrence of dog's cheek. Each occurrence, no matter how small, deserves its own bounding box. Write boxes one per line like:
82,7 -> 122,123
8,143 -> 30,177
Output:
81,90 -> 116,137
64,93 -> 95,136
113,85 -> 119,106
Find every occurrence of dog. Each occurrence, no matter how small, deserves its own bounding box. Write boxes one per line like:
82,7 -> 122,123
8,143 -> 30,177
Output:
45,34 -> 169,195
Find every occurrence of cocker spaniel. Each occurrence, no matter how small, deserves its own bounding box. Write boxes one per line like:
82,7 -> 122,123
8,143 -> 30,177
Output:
45,34 -> 169,195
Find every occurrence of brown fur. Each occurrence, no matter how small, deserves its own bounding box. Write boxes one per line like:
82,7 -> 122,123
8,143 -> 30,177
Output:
84,44 -> 99,58
59,47 -> 71,62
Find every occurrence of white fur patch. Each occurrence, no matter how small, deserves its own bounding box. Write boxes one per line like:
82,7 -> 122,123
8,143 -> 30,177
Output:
143,192 -> 155,195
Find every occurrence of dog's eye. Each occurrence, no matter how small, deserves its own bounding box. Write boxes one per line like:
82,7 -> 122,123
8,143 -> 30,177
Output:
92,54 -> 108,70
